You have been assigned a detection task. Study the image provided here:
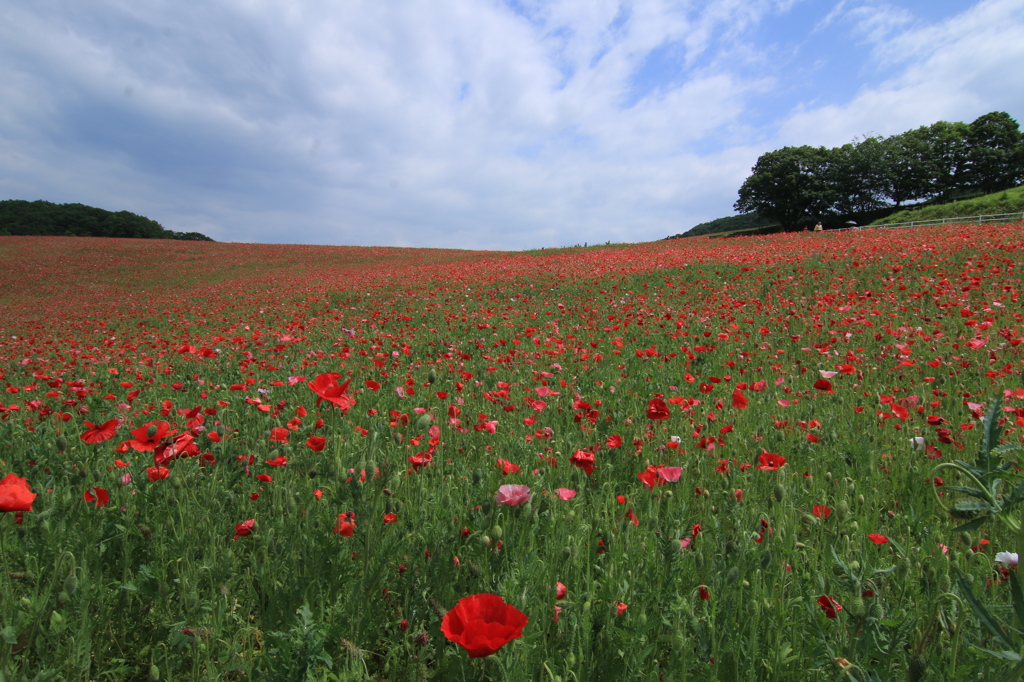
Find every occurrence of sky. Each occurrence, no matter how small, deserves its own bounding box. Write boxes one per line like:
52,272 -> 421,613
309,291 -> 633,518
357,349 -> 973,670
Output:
1,0 -> 1022,250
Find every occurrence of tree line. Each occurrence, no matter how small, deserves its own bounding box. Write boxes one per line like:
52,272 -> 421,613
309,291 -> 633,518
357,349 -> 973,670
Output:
734,111 -> 1024,230
0,199 -> 213,241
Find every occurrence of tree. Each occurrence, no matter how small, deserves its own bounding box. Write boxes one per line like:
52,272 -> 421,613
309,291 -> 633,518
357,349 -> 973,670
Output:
829,139 -> 888,214
872,131 -> 933,206
735,146 -> 836,230
919,120 -> 970,201
965,111 -> 1024,194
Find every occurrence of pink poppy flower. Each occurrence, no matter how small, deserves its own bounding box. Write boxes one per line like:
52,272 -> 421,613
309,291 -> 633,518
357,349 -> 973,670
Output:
495,484 -> 531,506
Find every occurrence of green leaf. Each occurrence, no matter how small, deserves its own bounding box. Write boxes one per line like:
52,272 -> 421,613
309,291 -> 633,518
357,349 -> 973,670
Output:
1,625 -> 17,645
1001,656 -> 1024,682
956,569 -> 1015,650
981,395 -> 1004,470
942,485 -> 987,497
1009,571 -> 1024,633
1003,480 -> 1024,510
971,645 -> 1023,661
954,500 -> 996,512
952,516 -> 989,533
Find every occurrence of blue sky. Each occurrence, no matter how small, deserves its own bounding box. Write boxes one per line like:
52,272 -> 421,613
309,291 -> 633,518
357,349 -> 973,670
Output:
1,0 -> 1022,250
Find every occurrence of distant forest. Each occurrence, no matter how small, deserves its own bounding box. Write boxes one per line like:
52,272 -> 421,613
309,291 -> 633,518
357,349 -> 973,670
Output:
0,200 -> 213,241
673,110 -> 1024,238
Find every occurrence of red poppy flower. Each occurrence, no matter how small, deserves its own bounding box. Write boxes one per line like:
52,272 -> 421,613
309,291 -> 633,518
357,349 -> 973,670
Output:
440,593 -> 528,658
731,388 -> 748,410
114,459 -> 130,468
334,511 -> 357,536
383,512 -> 397,523
146,466 -> 170,481
616,602 -> 628,616
408,451 -> 433,472
812,505 -> 832,519
813,378 -> 833,392
818,595 -> 842,618
645,397 -> 671,421
815,593 -> 839,618
256,474 -> 273,482
0,473 -> 36,512
234,519 -> 254,540
555,582 -> 567,600
364,379 -> 381,391
698,585 -> 710,601
306,436 -> 327,452
80,419 -> 118,444
496,458 -> 520,475
269,427 -> 290,443
868,533 -> 889,544
265,455 -> 288,467
756,451 -> 786,470
307,373 -> 356,412
569,449 -> 596,475
84,487 -> 109,508
606,434 -> 622,448
554,488 -> 576,500
125,421 -> 173,452
637,465 -> 667,490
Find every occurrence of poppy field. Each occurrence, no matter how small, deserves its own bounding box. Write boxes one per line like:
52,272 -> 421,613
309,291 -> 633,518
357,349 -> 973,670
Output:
2,224 -> 1024,680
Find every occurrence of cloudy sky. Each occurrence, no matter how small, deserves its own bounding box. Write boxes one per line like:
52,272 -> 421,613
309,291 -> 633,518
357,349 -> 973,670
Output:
1,0 -> 1022,250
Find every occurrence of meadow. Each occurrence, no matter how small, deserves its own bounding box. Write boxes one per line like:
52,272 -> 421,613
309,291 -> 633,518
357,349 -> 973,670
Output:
1,224 -> 1024,681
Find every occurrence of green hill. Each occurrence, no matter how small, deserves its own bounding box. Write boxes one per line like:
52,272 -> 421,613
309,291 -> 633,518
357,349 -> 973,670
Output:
667,212 -> 772,239
870,184 -> 1024,225
0,199 -> 213,241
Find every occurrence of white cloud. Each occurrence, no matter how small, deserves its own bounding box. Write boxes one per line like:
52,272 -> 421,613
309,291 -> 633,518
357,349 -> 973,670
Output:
1,0 -> 1021,248
776,0 -> 1024,147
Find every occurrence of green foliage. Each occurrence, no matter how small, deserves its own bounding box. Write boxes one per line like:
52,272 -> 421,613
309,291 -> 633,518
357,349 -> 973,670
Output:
0,200 -> 213,241
671,213 -> 773,239
736,111 -> 1024,232
870,183 -> 1024,225
735,145 -> 836,229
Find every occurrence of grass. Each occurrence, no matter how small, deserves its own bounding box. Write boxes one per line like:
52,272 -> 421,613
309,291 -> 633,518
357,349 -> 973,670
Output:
871,184 -> 1024,226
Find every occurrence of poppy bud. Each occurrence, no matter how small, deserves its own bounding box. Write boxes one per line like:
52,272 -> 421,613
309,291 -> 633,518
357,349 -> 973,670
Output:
562,547 -> 572,560
428,369 -> 437,384
582,601 -> 591,612
63,572 -> 78,595
392,432 -> 403,445
57,590 -> 71,606
908,653 -> 928,682
960,531 -> 971,546
416,414 -> 432,430
491,525 -> 503,540
773,484 -> 785,503
857,494 -> 865,505
870,600 -> 885,620
56,436 -> 68,453
824,471 -> 832,483
849,596 -> 866,617
149,664 -> 161,681
849,560 -> 860,573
